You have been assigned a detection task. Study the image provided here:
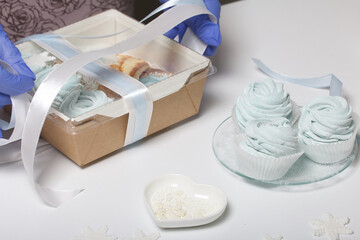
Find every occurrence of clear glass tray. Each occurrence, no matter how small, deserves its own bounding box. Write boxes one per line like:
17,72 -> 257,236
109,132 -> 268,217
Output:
212,117 -> 358,185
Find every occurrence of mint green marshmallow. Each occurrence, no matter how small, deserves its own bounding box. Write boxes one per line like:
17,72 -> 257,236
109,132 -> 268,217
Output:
298,96 -> 355,145
235,78 -> 293,130
242,118 -> 298,157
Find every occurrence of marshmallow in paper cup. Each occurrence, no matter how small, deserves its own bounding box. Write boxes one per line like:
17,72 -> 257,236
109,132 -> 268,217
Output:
232,78 -> 300,132
235,118 -> 303,181
298,96 -> 358,164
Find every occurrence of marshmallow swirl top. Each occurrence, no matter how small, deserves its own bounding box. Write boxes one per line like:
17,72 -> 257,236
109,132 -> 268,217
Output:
235,78 -> 293,129
59,90 -> 110,118
241,118 -> 298,157
298,96 -> 355,144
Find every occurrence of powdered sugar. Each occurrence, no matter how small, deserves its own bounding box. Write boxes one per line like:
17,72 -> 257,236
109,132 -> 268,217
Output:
150,187 -> 216,220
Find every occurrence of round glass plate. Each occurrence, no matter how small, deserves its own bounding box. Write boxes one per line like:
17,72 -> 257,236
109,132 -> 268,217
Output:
212,117 -> 358,185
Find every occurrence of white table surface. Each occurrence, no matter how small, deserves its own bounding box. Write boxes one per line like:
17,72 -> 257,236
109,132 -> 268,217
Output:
1,0 -> 360,239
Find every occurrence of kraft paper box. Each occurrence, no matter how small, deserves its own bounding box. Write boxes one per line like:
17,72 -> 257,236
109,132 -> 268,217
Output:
16,9 -> 210,166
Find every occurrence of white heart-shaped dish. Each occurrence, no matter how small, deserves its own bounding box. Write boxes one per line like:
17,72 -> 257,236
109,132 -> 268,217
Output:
144,174 -> 227,228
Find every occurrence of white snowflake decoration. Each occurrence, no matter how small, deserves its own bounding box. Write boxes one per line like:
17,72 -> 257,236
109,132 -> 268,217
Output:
122,230 -> 161,240
265,234 -> 283,240
311,213 -> 353,240
73,226 -> 118,240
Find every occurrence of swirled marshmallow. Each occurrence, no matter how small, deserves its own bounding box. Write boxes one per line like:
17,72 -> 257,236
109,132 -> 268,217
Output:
235,78 -> 293,129
241,118 -> 298,157
298,96 -> 355,145
59,90 -> 110,118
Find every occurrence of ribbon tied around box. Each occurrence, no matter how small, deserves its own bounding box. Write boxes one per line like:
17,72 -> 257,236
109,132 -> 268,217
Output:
0,0 -> 216,207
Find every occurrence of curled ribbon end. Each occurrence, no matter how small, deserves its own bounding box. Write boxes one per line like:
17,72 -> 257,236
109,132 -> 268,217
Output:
329,76 -> 342,96
252,58 -> 343,96
36,184 -> 84,208
251,57 -> 262,66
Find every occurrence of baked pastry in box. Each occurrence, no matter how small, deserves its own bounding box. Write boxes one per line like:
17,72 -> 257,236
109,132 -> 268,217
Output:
17,9 -> 210,166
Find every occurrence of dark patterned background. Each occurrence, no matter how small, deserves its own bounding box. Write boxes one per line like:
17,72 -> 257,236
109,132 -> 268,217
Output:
134,0 -> 234,22
0,0 -> 134,42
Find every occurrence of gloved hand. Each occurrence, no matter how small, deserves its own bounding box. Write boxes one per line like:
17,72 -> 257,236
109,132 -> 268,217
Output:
0,24 -> 35,138
159,0 -> 222,56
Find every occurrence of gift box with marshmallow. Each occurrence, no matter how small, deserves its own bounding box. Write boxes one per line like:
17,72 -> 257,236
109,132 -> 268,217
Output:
16,9 -> 211,166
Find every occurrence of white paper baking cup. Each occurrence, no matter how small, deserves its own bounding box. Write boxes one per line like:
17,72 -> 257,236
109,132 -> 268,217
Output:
231,106 -> 243,134
299,126 -> 357,164
234,134 -> 304,181
231,100 -> 300,133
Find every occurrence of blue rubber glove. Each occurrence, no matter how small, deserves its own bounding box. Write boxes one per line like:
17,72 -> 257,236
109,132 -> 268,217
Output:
0,24 -> 35,138
160,0 -> 222,56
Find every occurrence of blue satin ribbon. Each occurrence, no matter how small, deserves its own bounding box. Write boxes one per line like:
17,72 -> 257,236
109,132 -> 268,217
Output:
252,58 -> 342,96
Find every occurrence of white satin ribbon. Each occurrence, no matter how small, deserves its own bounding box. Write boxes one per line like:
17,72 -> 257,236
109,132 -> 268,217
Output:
0,60 -> 30,159
0,95 -> 29,147
16,0 -> 213,57
0,139 -> 50,163
181,28 -> 208,55
7,4 -> 215,207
